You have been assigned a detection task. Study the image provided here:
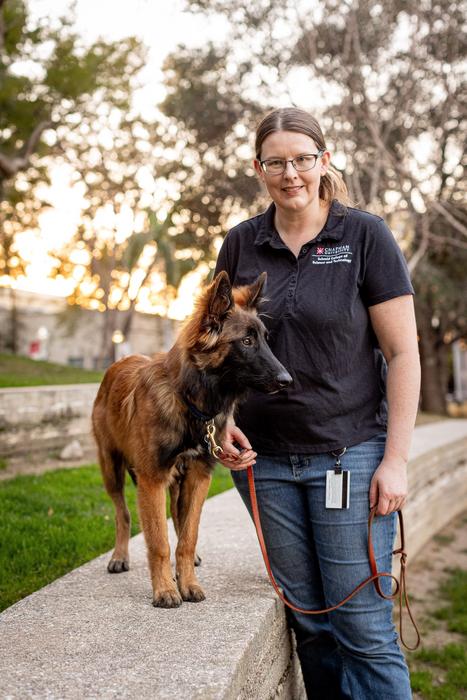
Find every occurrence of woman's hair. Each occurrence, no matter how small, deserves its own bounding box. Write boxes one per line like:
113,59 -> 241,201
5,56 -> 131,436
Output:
255,107 -> 352,207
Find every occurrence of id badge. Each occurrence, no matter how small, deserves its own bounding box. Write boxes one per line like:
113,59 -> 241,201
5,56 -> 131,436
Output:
326,470 -> 350,509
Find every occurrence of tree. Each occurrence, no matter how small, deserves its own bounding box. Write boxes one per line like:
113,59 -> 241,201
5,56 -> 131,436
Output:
0,0 -> 145,351
156,0 -> 466,411
155,44 -> 265,255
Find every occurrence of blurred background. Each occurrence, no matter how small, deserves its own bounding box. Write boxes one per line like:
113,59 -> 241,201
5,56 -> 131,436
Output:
0,0 -> 465,412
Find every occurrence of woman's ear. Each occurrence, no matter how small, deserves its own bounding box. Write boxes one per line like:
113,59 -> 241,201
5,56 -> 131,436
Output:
320,150 -> 331,176
253,158 -> 265,180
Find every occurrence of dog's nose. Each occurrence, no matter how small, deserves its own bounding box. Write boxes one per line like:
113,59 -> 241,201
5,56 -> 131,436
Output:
276,371 -> 293,388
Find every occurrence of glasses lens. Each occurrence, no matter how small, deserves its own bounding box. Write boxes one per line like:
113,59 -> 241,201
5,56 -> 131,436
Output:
293,155 -> 317,171
263,159 -> 285,174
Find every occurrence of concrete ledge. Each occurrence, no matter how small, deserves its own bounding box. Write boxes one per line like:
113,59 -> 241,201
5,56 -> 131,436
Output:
1,420 -> 466,699
404,420 -> 467,557
0,384 -> 99,457
0,489 -> 304,699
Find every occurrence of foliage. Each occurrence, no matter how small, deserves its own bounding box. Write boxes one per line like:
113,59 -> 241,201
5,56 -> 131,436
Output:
0,0 -> 146,273
0,462 -> 233,611
0,352 -> 103,387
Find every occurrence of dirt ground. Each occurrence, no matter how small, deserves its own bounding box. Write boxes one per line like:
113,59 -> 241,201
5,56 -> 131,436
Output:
401,509 -> 467,652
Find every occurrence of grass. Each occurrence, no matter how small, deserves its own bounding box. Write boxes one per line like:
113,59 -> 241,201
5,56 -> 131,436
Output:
0,463 -> 233,612
409,567 -> 467,698
433,534 -> 456,546
433,569 -> 467,635
410,644 -> 467,699
0,353 -> 103,388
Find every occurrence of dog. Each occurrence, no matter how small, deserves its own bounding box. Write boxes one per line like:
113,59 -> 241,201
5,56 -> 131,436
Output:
91,271 -> 292,608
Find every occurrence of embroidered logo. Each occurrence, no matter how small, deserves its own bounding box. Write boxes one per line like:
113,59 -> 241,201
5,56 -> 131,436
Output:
312,244 -> 352,265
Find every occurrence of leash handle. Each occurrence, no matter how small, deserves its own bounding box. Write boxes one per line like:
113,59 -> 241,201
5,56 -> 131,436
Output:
246,465 -> 421,650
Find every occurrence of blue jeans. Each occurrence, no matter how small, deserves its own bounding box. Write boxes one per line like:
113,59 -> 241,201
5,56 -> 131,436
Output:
232,433 -> 412,700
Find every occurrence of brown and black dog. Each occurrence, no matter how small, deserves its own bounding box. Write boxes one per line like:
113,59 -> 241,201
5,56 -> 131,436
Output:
92,271 -> 292,608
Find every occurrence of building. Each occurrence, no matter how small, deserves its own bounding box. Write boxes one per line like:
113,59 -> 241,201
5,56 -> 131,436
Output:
0,287 -> 180,368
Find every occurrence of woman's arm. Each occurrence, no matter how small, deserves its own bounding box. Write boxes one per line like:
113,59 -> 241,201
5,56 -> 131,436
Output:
368,295 -> 421,515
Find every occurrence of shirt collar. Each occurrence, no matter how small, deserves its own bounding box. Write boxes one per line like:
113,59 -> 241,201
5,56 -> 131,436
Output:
254,199 -> 347,247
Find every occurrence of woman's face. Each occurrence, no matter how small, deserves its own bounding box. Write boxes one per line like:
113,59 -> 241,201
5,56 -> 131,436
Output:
254,130 -> 330,213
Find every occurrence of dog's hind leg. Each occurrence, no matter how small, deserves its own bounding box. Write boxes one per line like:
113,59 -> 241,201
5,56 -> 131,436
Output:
98,447 -> 131,573
169,475 -> 202,567
137,474 -> 182,608
175,460 -> 212,602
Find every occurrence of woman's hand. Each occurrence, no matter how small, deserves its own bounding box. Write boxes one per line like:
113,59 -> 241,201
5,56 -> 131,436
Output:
369,457 -> 408,516
218,422 -> 257,471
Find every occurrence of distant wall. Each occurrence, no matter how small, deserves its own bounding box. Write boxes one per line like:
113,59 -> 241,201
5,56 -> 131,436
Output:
0,383 -> 100,457
0,287 -> 180,369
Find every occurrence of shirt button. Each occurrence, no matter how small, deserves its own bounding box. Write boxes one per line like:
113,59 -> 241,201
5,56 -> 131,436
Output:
301,246 -> 307,254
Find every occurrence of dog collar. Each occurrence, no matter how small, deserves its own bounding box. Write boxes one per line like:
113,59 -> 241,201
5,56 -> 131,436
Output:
182,397 -> 223,458
183,397 -> 215,422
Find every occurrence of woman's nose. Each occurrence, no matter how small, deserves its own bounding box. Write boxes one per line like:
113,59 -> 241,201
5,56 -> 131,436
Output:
283,161 -> 297,177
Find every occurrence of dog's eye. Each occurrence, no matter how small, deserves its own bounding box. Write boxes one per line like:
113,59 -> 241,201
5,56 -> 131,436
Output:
242,336 -> 253,346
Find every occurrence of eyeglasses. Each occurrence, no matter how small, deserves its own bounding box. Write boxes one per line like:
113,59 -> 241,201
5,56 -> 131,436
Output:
259,150 -> 324,175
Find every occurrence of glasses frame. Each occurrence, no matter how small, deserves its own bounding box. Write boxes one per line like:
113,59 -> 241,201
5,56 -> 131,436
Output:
259,149 -> 325,176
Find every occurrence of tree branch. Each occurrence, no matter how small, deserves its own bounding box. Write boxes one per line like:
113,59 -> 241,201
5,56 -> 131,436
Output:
428,232 -> 467,250
0,121 -> 54,179
408,213 -> 430,274
431,201 -> 467,238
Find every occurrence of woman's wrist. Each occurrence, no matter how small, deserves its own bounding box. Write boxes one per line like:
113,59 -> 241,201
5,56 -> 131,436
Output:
381,451 -> 408,470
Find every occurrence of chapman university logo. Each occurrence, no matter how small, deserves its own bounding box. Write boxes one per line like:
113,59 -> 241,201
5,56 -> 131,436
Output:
312,244 -> 352,264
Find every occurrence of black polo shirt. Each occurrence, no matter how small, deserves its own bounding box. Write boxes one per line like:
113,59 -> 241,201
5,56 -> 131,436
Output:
214,199 -> 414,454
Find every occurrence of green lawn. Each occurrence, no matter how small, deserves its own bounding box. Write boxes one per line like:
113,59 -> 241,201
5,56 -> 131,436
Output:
0,353 -> 103,388
409,567 -> 467,698
0,463 -> 233,612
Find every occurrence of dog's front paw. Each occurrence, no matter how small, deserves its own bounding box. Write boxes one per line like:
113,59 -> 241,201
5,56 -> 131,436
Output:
152,588 -> 183,608
178,582 -> 206,603
107,558 -> 129,573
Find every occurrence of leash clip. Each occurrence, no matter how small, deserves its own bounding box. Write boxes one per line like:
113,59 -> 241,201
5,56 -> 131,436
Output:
331,446 -> 347,474
204,419 -> 223,458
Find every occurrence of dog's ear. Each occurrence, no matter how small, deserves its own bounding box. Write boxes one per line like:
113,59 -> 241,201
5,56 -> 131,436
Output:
205,271 -> 233,330
234,272 -> 267,309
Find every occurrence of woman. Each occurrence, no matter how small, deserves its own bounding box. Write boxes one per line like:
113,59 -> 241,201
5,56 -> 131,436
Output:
214,108 -> 420,699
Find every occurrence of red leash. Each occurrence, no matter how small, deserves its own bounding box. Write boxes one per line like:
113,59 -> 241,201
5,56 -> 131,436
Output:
246,465 -> 421,650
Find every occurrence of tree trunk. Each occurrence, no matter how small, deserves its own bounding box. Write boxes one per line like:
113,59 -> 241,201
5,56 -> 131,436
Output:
416,302 -> 448,414
98,307 -> 116,369
8,286 -> 18,354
